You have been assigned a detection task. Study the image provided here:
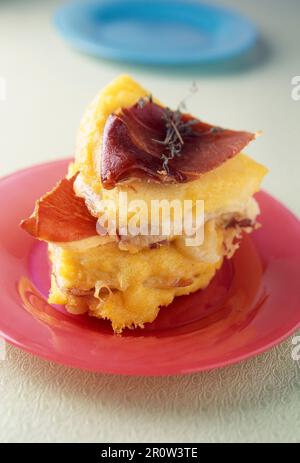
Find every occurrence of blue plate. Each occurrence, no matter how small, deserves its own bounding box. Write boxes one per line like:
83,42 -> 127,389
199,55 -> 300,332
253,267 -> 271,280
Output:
54,0 -> 258,65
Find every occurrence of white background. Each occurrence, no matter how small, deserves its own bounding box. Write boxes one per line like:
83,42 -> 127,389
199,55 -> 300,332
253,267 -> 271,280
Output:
0,0 -> 299,443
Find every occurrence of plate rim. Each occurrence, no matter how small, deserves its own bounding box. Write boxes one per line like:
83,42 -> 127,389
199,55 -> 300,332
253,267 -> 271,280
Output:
0,158 -> 300,376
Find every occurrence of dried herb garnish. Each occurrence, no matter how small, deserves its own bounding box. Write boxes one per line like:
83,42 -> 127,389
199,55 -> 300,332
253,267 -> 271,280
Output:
153,82 -> 201,174
153,108 -> 200,174
137,85 -> 224,174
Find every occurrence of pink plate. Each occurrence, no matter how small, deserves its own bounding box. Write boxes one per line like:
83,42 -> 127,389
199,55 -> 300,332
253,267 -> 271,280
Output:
0,159 -> 300,376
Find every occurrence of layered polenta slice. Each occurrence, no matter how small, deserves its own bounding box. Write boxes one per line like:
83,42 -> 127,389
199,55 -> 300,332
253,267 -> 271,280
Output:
21,75 -> 267,333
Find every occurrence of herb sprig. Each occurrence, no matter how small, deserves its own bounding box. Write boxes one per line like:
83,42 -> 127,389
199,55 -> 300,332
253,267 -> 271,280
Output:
137,84 -> 223,174
153,108 -> 199,174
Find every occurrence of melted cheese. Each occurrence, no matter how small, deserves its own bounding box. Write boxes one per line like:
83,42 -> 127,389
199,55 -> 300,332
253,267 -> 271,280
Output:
74,153 -> 266,225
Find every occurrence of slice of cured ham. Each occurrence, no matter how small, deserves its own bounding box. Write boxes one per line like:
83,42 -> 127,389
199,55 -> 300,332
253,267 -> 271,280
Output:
101,101 -> 255,189
20,176 -> 98,242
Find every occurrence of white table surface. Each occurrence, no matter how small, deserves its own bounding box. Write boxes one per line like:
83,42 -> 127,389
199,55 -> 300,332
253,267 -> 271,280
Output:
0,0 -> 299,443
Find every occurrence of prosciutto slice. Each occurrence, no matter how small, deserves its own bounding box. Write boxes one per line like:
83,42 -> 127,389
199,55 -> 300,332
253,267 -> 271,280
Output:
101,101 -> 255,189
20,176 -> 97,242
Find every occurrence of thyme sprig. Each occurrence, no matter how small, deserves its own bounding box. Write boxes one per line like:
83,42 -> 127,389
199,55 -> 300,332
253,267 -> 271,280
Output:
153,108 -> 199,174
154,82 -> 200,174
136,84 -> 224,174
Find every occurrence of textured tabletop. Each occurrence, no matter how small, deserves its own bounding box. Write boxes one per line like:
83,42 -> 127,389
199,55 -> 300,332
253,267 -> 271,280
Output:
1,339 -> 300,443
0,0 -> 299,443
